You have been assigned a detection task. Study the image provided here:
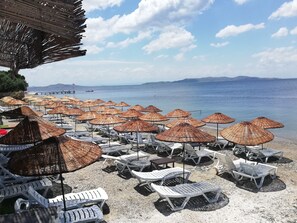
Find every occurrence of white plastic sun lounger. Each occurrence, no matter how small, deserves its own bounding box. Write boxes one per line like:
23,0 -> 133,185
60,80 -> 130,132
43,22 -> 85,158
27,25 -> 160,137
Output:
101,145 -> 130,155
233,162 -> 277,189
61,205 -> 104,223
246,146 -> 283,163
0,178 -> 52,203
151,181 -> 221,211
28,186 -> 108,210
184,144 -> 213,165
131,167 -> 191,189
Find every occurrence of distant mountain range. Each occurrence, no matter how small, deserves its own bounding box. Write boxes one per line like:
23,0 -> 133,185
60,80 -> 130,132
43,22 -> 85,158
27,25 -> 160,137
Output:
28,76 -> 294,92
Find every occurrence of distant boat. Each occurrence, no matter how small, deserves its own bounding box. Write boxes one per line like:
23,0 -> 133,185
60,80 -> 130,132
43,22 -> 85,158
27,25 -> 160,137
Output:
86,90 -> 94,92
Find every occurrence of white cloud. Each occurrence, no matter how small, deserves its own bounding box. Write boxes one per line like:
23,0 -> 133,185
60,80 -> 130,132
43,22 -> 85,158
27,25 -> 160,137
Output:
84,16 -> 120,43
253,47 -> 297,64
85,0 -> 213,44
290,26 -> 297,35
142,26 -> 196,53
271,27 -> 289,38
269,0 -> 297,20
112,0 -> 214,33
83,0 -> 123,13
154,55 -> 169,60
174,53 -> 185,61
83,45 -> 104,55
216,23 -> 265,38
233,0 -> 250,5
210,41 -> 230,47
106,31 -> 152,48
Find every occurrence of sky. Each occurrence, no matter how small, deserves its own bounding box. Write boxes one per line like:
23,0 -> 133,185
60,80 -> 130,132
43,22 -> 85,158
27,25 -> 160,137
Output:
4,0 -> 297,86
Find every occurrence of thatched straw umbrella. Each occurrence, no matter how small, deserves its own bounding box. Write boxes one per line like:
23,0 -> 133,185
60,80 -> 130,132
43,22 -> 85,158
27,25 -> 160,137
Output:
114,119 -> 158,159
63,108 -> 84,132
115,101 -> 130,111
120,109 -> 144,120
251,117 -> 284,129
166,117 -> 205,128
1,106 -> 42,118
221,121 -> 274,149
0,116 -> 65,145
156,123 -> 215,181
142,105 -> 162,113
130,104 -> 144,111
90,115 -> 126,146
165,109 -> 191,119
202,112 -> 235,139
7,135 -> 102,212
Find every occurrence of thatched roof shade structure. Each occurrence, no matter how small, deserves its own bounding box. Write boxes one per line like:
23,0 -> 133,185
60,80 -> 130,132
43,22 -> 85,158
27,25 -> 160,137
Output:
251,117 -> 284,129
1,106 -> 42,118
0,0 -> 86,74
221,121 -> 274,146
0,116 -> 65,145
8,136 -> 102,176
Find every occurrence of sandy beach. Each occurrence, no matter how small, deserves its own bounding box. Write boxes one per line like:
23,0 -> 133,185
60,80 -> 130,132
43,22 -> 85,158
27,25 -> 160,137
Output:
61,123 -> 297,223
1,115 -> 297,223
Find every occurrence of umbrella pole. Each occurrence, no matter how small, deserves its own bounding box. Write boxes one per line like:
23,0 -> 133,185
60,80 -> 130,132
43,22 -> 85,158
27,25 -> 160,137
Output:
57,144 -> 67,222
182,143 -> 185,184
108,125 -> 111,147
137,131 -> 139,160
216,123 -> 219,139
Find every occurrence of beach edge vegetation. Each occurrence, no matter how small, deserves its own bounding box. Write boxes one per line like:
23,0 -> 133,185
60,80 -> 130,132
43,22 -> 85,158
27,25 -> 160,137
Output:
0,70 -> 28,100
0,70 -> 28,92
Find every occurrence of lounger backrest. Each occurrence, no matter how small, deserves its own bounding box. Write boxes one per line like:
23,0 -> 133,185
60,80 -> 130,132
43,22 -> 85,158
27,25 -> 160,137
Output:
216,153 -> 237,171
240,163 -> 257,176
28,186 -> 49,208
185,144 -> 196,156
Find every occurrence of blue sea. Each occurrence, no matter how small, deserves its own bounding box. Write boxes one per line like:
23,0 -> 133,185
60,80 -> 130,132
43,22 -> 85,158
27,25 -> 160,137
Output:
54,79 -> 297,141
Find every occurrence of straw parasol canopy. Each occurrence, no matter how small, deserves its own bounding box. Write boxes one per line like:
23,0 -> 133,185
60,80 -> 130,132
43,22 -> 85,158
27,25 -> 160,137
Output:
251,117 -> 284,129
8,136 -> 102,175
130,104 -> 144,111
221,121 -> 274,146
95,99 -> 105,104
166,117 -> 205,128
90,115 -> 125,126
76,111 -> 100,121
63,108 -> 83,117
7,135 -> 102,211
104,100 -> 117,107
102,108 -> 122,115
115,101 -> 130,108
120,109 -> 144,119
165,109 -> 191,118
6,99 -> 28,106
0,116 -> 65,145
142,105 -> 162,113
139,112 -> 169,123
63,107 -> 84,132
47,106 -> 69,115
1,106 -> 42,118
114,119 -> 158,133
156,123 -> 215,181
202,112 -> 235,124
202,112 -> 235,138
156,123 -> 215,143
114,119 -> 158,159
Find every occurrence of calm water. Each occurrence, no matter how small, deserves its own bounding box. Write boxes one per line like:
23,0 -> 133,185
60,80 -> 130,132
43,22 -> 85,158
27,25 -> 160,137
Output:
64,79 -> 297,141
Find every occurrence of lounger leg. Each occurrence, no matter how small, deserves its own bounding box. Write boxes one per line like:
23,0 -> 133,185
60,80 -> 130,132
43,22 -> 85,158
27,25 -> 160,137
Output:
202,189 -> 221,203
254,177 -> 265,189
165,196 -> 191,211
